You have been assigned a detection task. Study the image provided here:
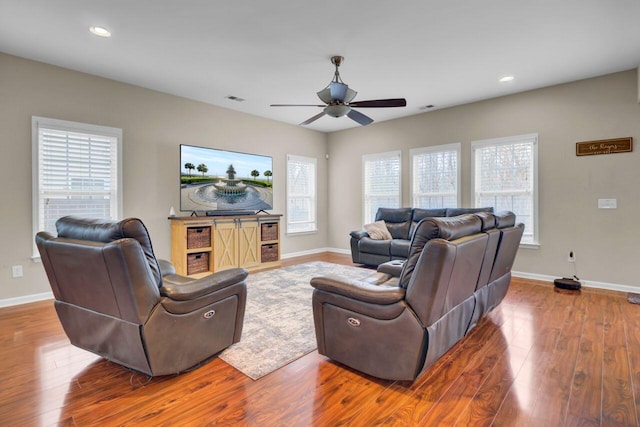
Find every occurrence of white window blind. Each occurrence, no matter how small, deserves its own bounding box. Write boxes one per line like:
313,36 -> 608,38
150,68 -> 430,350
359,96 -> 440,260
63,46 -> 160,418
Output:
472,133 -> 538,245
32,117 -> 122,252
363,151 -> 401,225
411,143 -> 460,209
286,154 -> 317,234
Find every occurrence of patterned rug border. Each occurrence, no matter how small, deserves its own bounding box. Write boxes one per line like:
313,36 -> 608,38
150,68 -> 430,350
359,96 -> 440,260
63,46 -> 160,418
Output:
219,261 -> 372,380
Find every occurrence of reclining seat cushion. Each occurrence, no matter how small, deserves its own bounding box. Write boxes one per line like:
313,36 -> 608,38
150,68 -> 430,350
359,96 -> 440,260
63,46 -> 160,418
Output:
399,214 -> 482,288
56,216 -> 163,287
375,208 -> 413,240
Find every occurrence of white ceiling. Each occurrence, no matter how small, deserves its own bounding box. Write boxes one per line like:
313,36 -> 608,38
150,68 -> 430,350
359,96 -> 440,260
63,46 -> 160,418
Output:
1,1 -> 640,133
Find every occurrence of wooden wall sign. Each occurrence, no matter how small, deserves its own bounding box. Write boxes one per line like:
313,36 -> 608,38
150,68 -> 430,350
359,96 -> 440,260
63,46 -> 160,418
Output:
576,137 -> 633,156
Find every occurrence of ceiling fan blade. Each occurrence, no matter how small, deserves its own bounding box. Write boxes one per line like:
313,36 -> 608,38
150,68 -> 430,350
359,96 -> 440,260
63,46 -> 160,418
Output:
300,112 -> 326,125
330,82 -> 348,101
348,98 -> 407,108
347,109 -> 374,126
271,104 -> 325,107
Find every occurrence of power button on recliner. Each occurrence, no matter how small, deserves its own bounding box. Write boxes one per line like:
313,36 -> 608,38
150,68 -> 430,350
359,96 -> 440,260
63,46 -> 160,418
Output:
203,310 -> 216,319
347,317 -> 360,327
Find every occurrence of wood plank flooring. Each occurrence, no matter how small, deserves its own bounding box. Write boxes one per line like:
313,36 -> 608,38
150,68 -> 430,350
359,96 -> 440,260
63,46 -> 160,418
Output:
1,252 -> 639,426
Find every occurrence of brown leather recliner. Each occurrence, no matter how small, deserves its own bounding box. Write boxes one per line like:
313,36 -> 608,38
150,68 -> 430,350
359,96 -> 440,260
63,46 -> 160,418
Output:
312,213 -> 523,381
36,216 -> 247,376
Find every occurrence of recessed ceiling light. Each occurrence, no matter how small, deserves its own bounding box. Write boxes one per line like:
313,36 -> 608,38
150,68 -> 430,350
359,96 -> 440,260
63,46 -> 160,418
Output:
89,26 -> 111,38
499,75 -> 515,83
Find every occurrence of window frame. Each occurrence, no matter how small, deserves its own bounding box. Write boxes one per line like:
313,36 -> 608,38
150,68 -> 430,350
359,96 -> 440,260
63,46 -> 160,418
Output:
471,133 -> 539,247
362,150 -> 402,225
32,116 -> 123,258
410,142 -> 461,209
286,154 -> 317,235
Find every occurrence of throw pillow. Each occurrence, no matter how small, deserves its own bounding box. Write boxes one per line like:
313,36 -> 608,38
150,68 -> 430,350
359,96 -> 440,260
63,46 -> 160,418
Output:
364,220 -> 392,240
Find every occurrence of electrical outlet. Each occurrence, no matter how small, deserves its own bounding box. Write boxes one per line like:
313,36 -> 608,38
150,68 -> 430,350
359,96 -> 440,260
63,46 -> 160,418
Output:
11,265 -> 23,278
568,251 -> 575,263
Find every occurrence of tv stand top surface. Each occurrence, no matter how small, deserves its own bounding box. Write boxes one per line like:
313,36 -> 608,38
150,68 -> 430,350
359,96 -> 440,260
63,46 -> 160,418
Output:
169,213 -> 282,221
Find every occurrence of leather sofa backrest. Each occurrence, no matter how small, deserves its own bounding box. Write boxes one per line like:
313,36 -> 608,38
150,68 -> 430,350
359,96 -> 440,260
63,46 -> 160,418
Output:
489,222 -> 525,284
410,208 -> 446,237
36,232 -> 161,324
446,207 -> 494,217
473,211 -> 499,290
56,216 -> 163,288
403,215 -> 488,327
399,214 -> 482,288
375,207 -> 413,240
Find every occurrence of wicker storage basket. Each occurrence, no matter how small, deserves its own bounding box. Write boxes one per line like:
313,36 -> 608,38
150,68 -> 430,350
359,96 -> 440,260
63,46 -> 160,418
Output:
187,227 -> 211,249
187,252 -> 210,275
261,244 -> 278,262
261,222 -> 278,241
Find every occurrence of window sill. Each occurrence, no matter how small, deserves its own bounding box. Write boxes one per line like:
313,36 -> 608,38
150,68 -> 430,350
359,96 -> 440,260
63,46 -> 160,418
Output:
286,230 -> 318,237
519,242 -> 540,249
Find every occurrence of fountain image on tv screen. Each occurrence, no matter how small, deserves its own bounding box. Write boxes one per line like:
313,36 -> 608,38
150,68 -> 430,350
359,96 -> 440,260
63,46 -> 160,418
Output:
180,144 -> 273,213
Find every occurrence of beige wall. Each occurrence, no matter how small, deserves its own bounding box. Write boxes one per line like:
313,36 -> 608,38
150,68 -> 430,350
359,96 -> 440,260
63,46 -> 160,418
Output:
327,70 -> 640,288
0,53 -> 328,300
2,52 -> 639,302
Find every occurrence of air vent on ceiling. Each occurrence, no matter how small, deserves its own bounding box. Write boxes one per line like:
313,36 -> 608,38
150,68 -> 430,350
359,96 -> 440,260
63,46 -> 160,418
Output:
225,95 -> 245,102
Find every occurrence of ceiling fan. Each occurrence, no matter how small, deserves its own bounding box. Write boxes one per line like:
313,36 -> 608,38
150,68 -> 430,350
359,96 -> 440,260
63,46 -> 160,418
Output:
270,56 -> 407,126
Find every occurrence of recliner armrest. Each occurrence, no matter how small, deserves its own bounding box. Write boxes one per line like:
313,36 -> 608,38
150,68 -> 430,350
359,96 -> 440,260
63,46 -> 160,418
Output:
350,230 -> 370,240
377,260 -> 404,277
311,275 -> 405,305
157,258 -> 176,277
160,268 -> 248,301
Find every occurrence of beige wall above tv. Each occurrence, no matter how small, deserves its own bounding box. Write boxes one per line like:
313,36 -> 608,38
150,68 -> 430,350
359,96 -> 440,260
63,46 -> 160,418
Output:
0,52 -> 328,301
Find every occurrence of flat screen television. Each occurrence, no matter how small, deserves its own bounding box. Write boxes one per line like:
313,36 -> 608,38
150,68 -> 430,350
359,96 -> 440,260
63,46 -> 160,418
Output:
180,144 -> 273,214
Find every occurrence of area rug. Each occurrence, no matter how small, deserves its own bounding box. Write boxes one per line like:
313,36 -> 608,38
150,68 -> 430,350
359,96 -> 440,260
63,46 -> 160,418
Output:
219,261 -> 372,380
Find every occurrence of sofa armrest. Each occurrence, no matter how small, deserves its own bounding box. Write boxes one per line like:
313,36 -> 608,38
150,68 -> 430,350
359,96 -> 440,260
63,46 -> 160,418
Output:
157,258 -> 176,277
311,275 -> 405,305
160,268 -> 248,301
350,230 -> 370,241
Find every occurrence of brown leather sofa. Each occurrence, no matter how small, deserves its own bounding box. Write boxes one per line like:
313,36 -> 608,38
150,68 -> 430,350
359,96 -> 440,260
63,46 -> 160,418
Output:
350,207 -> 494,266
312,212 -> 523,381
36,216 -> 247,376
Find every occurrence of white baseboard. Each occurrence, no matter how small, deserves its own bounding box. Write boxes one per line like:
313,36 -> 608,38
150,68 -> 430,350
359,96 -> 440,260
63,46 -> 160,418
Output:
512,271 -> 638,294
0,291 -> 53,308
281,247 -> 351,260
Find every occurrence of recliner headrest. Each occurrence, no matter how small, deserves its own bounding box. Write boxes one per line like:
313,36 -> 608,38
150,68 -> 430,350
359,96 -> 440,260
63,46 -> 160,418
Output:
56,216 -> 162,287
426,214 -> 483,240
474,212 -> 496,231
494,211 -> 516,228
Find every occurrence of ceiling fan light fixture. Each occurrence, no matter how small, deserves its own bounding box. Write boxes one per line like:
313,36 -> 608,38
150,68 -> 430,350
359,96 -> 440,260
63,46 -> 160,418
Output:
324,104 -> 351,118
317,87 -> 332,104
89,26 -> 111,38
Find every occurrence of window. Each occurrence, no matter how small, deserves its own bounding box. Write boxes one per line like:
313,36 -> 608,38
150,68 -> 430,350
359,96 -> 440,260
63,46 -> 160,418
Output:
362,151 -> 401,225
32,117 -> 122,254
286,154 -> 317,234
471,133 -> 538,245
411,143 -> 460,209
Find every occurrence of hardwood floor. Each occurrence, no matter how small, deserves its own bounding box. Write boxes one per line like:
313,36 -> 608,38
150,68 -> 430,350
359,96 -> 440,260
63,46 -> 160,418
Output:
1,252 -> 639,426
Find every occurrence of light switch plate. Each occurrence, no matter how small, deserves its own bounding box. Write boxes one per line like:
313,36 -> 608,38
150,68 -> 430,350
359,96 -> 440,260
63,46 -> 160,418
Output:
598,198 -> 617,209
